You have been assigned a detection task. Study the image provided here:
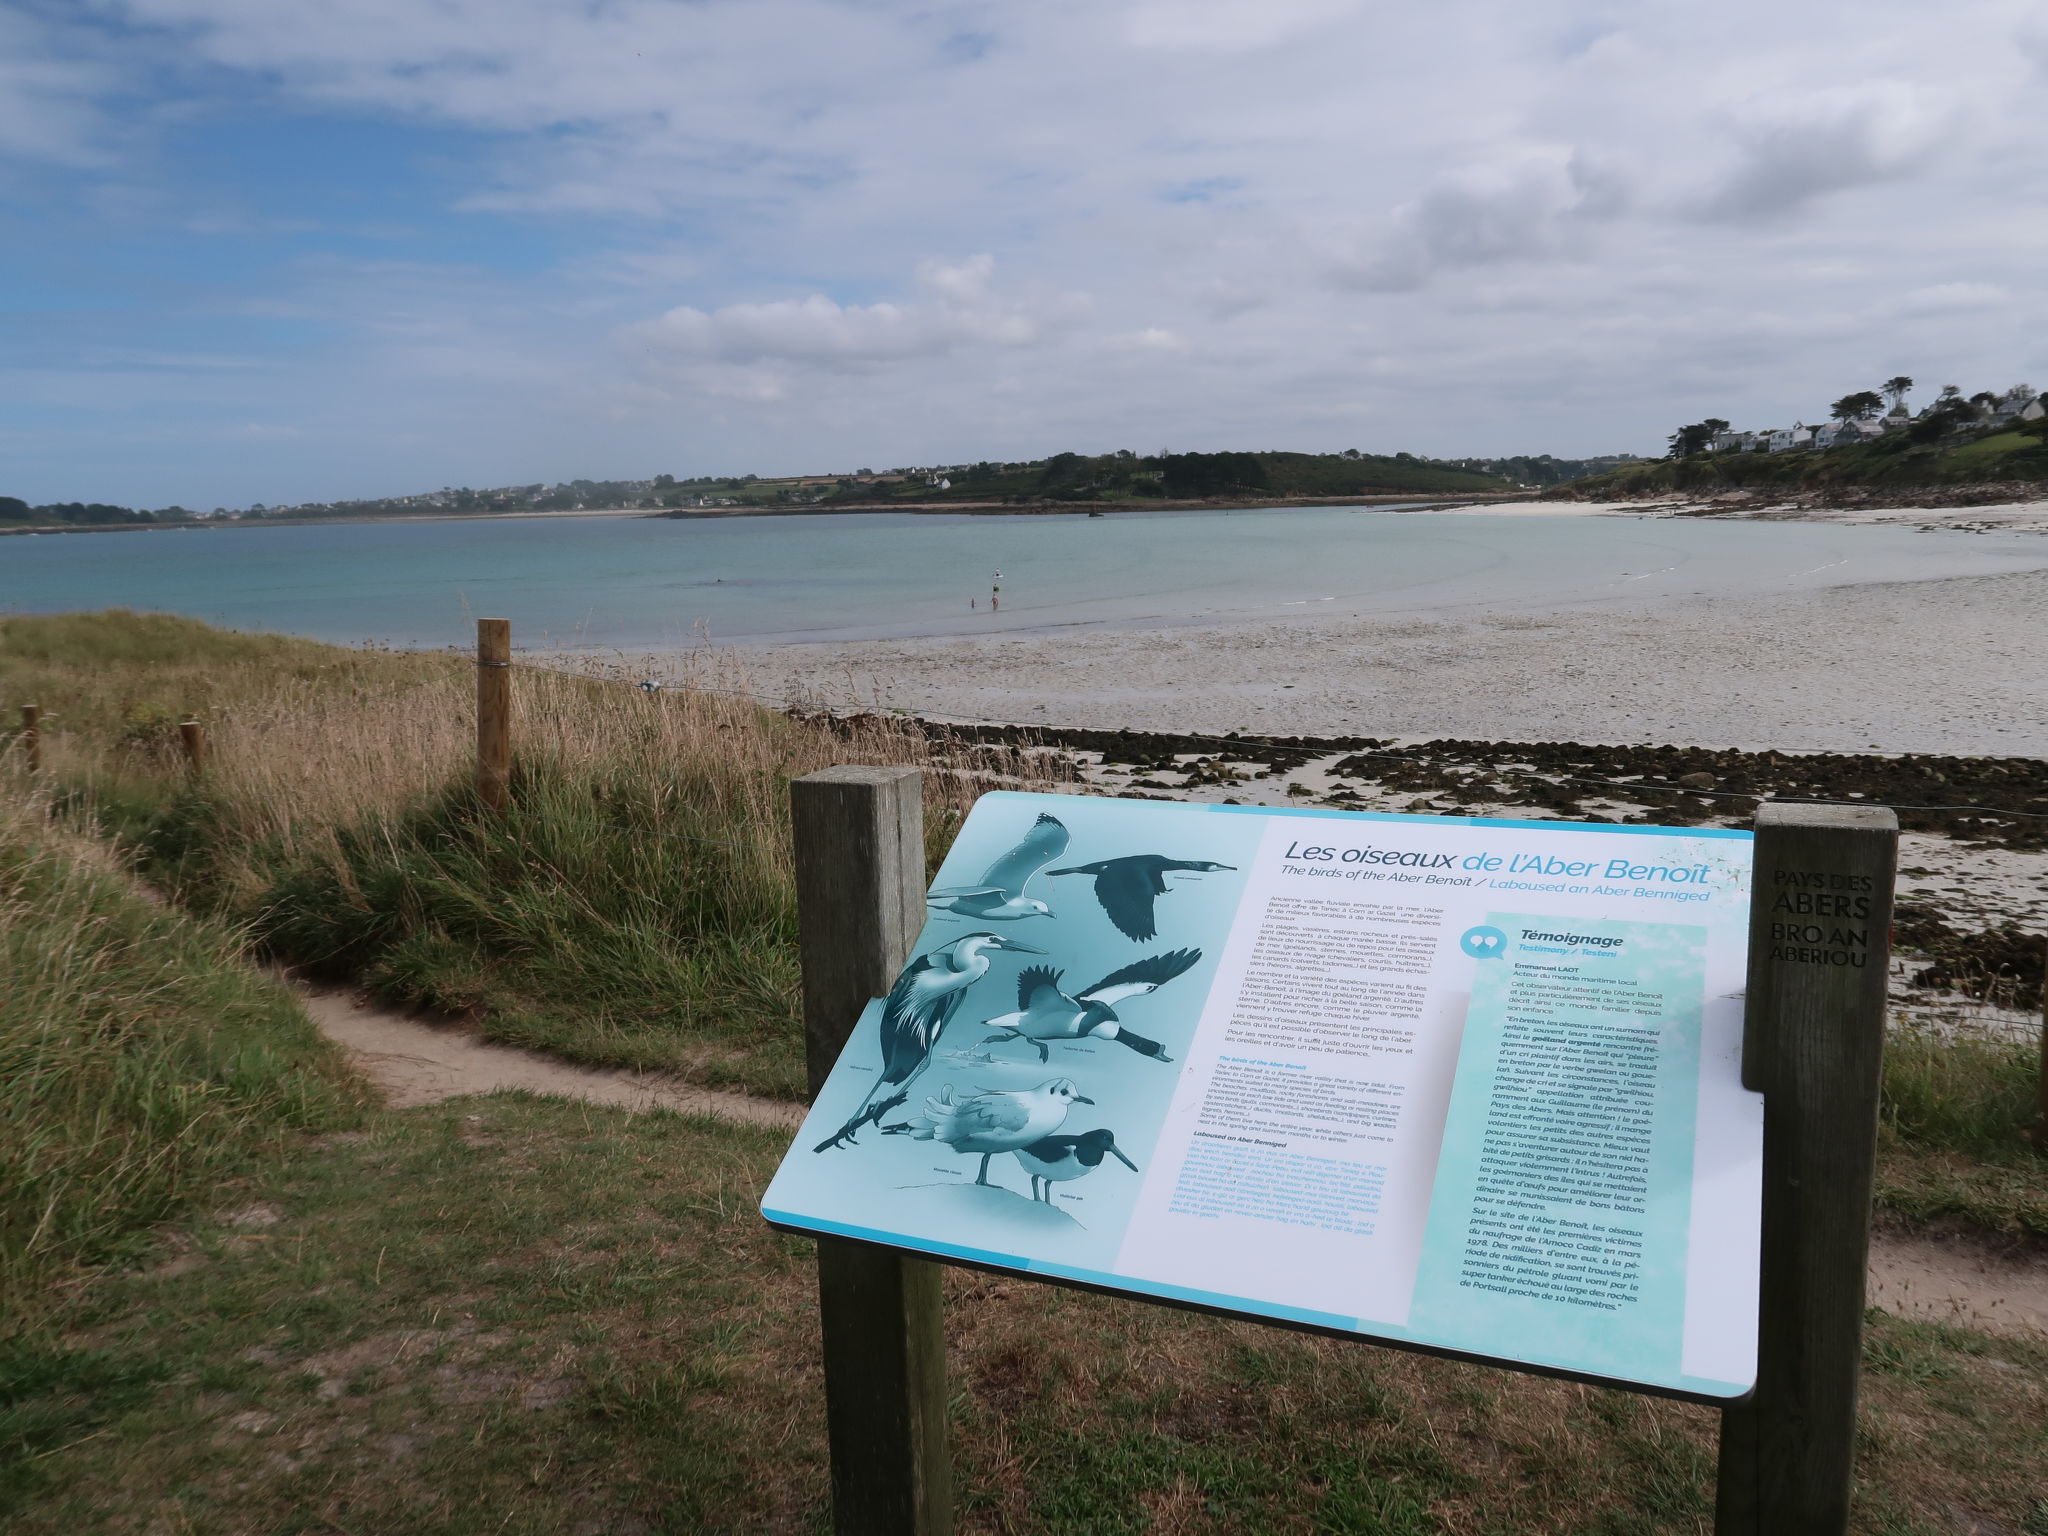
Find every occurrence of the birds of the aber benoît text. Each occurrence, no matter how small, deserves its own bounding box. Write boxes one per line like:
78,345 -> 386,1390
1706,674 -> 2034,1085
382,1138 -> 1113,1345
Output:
980,948 -> 1202,1062
890,1078 -> 1094,1187
1047,853 -> 1237,941
1014,1128 -> 1139,1204
811,931 -> 1045,1153
926,812 -> 1070,922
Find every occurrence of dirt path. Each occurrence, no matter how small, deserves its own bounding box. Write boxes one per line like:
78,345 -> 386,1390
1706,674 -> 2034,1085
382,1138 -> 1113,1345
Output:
299,988 -> 803,1130
302,989 -> 2046,1338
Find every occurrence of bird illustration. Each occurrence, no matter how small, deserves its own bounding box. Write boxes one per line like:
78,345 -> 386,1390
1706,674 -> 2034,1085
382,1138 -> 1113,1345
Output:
1014,1128 -> 1139,1204
891,1078 -> 1094,1187
926,812 -> 1069,922
980,948 -> 1202,1062
1047,854 -> 1238,941
812,931 -> 1045,1153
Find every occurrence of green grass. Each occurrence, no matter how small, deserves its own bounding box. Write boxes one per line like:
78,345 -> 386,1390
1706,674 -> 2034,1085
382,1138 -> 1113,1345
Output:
0,796 -> 367,1309
4,611 -> 1025,1102
1550,416 -> 2048,498
8,1096 -> 2042,1534
1876,1029 -> 2046,1237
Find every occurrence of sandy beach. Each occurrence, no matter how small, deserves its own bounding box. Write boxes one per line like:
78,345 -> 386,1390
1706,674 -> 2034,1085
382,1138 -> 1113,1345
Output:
728,561 -> 2048,757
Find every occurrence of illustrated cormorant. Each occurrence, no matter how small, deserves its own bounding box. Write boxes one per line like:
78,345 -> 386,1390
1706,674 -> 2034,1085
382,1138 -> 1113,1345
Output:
892,1078 -> 1094,1187
980,948 -> 1202,1061
926,812 -> 1069,922
1047,854 -> 1238,941
811,931 -> 1044,1153
1014,1128 -> 1139,1203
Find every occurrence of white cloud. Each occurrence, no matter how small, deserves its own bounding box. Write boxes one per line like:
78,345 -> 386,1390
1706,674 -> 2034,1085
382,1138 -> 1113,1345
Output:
12,0 -> 2048,503
1105,327 -> 1190,352
1698,82 -> 1952,222
0,10 -> 117,166
636,256 -> 1083,373
1895,282 -> 2010,314
1338,148 -> 1631,292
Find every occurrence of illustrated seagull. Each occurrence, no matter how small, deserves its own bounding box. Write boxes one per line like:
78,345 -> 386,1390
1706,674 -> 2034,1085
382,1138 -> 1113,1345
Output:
811,931 -> 1045,1153
926,812 -> 1069,922
980,948 -> 1202,1062
890,1078 -> 1093,1187
1014,1128 -> 1139,1204
1047,854 -> 1238,941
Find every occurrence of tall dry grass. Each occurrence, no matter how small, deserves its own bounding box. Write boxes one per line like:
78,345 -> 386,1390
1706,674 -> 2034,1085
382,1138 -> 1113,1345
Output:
0,790 -> 366,1308
5,612 -> 1069,1098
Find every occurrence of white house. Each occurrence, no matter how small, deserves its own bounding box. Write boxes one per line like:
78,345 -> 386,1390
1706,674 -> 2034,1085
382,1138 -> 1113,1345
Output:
1767,423 -> 1815,452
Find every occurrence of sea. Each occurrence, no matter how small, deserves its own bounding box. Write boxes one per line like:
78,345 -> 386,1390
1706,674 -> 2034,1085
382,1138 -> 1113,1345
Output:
6,505 -> 2047,652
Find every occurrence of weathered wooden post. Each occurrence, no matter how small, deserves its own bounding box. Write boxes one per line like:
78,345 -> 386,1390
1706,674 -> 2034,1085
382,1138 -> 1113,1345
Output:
2033,936 -> 2047,1152
1717,802 -> 1897,1535
791,766 -> 952,1536
476,618 -> 512,811
19,704 -> 38,773
178,718 -> 206,778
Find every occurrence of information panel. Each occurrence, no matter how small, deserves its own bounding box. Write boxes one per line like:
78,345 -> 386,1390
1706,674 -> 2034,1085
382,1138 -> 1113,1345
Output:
762,793 -> 1761,1399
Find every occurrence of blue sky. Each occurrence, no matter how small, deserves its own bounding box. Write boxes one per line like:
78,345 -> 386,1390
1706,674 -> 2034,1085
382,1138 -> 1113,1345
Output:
4,0 -> 2045,507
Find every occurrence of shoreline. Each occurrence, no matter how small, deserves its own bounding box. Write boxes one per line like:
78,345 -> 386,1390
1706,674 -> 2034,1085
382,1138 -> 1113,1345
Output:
0,490 -> 1527,537
714,561 -> 2048,758
9,483 -> 2045,538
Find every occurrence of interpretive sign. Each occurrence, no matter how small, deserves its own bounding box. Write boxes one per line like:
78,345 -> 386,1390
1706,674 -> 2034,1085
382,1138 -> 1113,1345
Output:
763,792 -> 1761,1401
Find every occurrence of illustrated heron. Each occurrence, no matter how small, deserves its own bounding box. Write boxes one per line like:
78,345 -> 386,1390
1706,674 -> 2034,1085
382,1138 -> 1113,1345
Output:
1014,1128 -> 1139,1204
926,812 -> 1069,922
890,1077 -> 1093,1187
811,931 -> 1044,1153
980,948 -> 1201,1062
1047,853 -> 1238,941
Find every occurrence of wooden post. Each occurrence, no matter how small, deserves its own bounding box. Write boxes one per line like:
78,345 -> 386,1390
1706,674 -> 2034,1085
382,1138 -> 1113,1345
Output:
178,718 -> 206,777
791,766 -> 952,1536
18,705 -> 38,773
2033,937 -> 2047,1152
476,618 -> 511,811
1717,802 -> 1897,1536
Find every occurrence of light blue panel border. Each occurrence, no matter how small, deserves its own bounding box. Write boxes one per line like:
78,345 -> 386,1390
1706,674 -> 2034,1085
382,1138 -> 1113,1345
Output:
1204,803 -> 1754,840
762,1207 -> 1752,1399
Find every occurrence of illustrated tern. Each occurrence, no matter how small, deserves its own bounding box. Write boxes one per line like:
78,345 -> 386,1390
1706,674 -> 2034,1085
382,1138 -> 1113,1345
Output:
811,931 -> 1044,1153
980,948 -> 1201,1062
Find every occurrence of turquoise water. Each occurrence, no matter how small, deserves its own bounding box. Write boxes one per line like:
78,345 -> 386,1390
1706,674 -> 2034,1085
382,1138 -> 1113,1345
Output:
5,506 -> 2045,650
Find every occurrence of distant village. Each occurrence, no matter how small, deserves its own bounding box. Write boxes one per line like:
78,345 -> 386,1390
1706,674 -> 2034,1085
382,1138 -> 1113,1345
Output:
1688,379 -> 2045,456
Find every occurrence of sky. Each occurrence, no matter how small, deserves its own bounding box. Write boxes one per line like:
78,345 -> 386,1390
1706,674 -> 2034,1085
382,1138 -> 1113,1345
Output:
3,0 -> 2045,508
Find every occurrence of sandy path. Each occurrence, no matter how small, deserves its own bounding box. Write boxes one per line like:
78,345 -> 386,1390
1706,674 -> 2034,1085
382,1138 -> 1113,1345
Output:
299,988 -> 803,1130
302,989 -> 2045,1339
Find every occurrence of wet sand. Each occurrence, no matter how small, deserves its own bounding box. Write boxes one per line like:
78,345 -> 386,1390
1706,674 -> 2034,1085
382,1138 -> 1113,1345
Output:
728,564 -> 2048,757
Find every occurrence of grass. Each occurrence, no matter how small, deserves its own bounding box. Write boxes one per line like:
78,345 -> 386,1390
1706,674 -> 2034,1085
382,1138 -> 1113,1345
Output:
7,1095 -> 2043,1535
1877,1027 -> 2047,1238
2,611 -> 2043,1529
3,610 -> 1061,1100
0,791 -> 367,1310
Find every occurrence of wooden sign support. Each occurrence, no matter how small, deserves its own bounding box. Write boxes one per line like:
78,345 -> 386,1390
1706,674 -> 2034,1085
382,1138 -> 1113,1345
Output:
476,618 -> 512,812
791,766 -> 953,1536
1718,803 -> 1896,1535
19,704 -> 39,773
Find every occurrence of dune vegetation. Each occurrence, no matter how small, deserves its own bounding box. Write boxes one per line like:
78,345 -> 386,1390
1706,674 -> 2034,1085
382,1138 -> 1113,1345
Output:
2,609 -> 2044,1532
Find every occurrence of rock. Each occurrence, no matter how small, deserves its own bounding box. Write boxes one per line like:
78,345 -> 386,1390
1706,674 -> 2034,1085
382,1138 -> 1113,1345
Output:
1677,772 -> 1717,790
